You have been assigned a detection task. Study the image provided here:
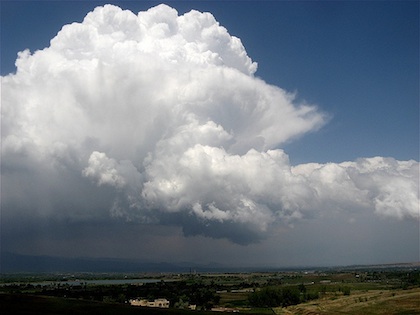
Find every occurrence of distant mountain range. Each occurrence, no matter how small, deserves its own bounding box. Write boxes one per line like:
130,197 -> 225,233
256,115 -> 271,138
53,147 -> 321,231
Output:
0,252 -> 212,273
1,252 -> 418,273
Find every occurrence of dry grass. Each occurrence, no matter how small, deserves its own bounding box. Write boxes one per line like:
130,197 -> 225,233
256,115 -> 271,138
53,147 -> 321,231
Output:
273,287 -> 420,315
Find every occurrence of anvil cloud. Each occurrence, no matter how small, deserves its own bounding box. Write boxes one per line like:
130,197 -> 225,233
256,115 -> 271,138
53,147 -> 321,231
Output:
1,4 -> 418,245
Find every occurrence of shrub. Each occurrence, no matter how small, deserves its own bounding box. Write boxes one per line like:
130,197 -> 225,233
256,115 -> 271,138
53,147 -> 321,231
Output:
342,287 -> 351,296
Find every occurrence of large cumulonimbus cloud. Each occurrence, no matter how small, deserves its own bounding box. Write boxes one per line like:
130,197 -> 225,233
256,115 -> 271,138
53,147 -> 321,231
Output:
2,4 -> 418,244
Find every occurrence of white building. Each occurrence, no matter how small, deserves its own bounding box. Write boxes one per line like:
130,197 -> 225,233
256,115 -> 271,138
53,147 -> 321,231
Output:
129,298 -> 170,308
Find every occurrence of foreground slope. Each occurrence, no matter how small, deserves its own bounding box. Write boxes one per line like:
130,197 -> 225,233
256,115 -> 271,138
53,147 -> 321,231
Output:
275,288 -> 420,315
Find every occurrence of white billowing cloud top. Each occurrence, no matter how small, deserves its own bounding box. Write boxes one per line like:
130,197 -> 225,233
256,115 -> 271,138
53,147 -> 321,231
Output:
2,4 -> 418,243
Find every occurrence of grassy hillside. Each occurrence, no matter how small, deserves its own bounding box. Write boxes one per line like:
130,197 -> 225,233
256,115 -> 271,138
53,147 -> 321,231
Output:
274,287 -> 420,315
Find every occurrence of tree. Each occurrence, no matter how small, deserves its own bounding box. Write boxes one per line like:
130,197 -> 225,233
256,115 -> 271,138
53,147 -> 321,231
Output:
248,286 -> 301,308
342,287 -> 351,296
281,287 -> 300,307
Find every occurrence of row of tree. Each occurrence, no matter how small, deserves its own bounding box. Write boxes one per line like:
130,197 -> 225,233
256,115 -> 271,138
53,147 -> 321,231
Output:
248,285 -> 318,307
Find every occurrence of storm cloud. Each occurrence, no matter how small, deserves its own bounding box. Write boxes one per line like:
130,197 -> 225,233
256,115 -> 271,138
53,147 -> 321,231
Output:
2,4 -> 418,245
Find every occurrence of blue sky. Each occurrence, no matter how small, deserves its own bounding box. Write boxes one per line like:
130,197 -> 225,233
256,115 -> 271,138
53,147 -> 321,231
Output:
1,1 -> 419,268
